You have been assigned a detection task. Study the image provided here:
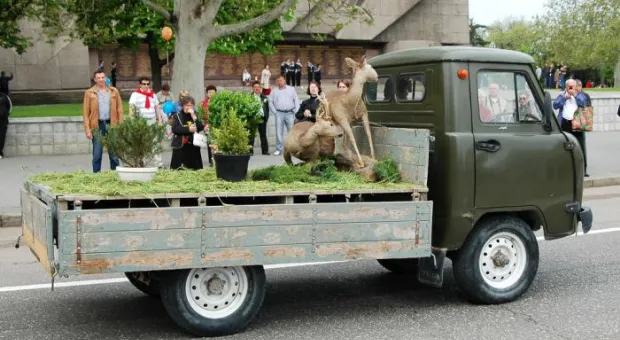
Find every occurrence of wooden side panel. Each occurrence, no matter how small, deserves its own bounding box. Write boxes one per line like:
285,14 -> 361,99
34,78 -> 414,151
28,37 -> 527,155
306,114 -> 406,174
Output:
58,202 -> 433,275
20,189 -> 55,275
335,126 -> 430,185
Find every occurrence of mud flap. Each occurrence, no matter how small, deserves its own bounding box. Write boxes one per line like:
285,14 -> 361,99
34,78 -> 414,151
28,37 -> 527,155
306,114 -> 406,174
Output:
417,250 -> 446,288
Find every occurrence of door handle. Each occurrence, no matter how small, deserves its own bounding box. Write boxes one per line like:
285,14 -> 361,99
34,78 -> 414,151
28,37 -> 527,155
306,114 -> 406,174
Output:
476,139 -> 501,153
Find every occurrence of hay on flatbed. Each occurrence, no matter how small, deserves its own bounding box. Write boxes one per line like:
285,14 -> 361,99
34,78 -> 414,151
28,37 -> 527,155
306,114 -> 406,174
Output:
28,163 -> 418,197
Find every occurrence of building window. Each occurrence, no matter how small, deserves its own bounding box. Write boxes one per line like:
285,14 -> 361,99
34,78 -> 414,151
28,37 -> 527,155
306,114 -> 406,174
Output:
366,76 -> 392,103
396,73 -> 426,102
477,71 -> 542,124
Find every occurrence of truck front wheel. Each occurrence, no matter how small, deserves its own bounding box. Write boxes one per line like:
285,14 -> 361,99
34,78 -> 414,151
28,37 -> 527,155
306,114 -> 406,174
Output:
452,216 -> 539,304
159,266 -> 266,337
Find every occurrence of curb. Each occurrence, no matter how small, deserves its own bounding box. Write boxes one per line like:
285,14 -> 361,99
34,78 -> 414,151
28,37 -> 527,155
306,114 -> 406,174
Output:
1,175 -> 619,229
0,214 -> 21,229
584,176 -> 620,188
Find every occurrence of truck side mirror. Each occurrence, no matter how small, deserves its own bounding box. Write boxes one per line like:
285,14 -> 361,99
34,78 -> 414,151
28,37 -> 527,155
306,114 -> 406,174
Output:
543,91 -> 553,131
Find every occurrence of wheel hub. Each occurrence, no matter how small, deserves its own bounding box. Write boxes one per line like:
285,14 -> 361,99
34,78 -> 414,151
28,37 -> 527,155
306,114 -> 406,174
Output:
185,267 -> 249,319
478,232 -> 528,290
491,250 -> 510,268
205,275 -> 226,295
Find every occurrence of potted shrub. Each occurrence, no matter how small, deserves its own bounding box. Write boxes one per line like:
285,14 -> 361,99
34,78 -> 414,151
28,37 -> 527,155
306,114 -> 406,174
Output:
94,112 -> 165,182
209,108 -> 252,182
207,90 -> 263,148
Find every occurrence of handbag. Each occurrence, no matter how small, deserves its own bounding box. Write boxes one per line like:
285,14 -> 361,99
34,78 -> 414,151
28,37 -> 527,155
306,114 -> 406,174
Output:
193,132 -> 208,148
571,106 -> 593,132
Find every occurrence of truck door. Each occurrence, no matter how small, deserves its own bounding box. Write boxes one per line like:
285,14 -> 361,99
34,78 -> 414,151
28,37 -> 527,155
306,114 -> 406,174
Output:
470,65 -> 577,237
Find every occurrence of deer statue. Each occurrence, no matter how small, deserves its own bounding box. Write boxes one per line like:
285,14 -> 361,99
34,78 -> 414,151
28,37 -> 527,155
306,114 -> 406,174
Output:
321,55 -> 378,168
283,99 -> 343,165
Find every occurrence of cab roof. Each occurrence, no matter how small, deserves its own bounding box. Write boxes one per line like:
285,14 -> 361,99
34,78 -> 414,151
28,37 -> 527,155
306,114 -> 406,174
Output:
368,46 -> 535,68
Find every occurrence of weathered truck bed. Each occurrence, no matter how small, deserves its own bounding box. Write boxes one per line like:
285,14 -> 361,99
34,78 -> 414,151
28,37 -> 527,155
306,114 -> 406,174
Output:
21,126 -> 433,278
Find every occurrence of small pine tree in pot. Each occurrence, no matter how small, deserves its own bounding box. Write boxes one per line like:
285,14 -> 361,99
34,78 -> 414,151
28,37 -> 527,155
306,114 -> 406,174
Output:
93,113 -> 165,181
209,108 -> 252,182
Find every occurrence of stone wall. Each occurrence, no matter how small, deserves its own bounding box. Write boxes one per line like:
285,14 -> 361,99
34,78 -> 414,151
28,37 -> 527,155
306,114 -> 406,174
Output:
5,96 -> 619,157
3,116 -> 279,157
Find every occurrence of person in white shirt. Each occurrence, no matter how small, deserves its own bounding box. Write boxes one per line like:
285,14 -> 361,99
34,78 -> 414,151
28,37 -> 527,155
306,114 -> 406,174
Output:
129,76 -> 164,168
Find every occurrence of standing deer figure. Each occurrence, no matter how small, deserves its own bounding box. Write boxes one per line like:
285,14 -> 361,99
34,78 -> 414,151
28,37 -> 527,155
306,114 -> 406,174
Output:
322,55 -> 378,168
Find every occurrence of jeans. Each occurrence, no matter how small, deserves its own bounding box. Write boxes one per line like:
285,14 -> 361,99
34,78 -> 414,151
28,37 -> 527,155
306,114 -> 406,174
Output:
275,111 -> 294,152
92,122 -> 119,173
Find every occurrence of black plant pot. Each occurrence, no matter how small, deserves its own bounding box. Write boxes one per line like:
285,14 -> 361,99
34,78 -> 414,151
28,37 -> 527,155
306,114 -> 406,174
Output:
213,153 -> 251,182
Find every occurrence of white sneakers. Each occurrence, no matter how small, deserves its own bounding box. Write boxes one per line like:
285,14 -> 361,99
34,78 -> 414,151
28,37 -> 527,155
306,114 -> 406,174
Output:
273,151 -> 281,156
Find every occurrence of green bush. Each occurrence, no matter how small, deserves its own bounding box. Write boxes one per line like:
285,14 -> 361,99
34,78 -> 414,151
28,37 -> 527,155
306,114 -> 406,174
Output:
207,90 -> 263,133
373,157 -> 402,183
93,115 -> 165,168
209,108 -> 251,155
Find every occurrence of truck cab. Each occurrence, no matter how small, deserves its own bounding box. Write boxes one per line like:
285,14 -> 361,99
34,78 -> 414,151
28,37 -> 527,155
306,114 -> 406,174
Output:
365,46 -> 593,302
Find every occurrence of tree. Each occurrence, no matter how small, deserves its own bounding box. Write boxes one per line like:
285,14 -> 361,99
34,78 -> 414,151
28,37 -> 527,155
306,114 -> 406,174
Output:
541,0 -> 619,83
469,19 -> 488,47
0,0 -> 51,54
486,18 -> 548,65
38,0 -> 296,90
138,0 -> 372,102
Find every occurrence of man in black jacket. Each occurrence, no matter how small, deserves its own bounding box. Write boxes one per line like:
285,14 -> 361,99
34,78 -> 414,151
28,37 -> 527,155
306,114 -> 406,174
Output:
0,93 -> 12,158
0,71 -> 13,95
250,81 -> 270,155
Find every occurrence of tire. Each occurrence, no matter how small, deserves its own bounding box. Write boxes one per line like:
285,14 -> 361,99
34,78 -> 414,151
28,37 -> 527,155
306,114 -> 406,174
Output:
160,266 -> 266,337
125,271 -> 161,297
377,258 -> 419,274
452,216 -> 539,305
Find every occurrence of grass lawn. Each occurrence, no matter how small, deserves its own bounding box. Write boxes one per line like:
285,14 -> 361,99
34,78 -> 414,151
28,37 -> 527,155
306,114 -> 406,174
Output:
11,101 -> 130,118
586,88 -> 620,92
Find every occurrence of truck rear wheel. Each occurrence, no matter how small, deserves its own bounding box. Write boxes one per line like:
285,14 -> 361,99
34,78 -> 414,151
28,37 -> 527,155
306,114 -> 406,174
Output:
452,216 -> 539,304
160,266 -> 266,337
125,271 -> 160,297
377,258 -> 418,274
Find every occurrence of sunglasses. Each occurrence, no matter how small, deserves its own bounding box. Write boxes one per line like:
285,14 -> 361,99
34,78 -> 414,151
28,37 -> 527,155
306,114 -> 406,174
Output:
141,82 -> 150,86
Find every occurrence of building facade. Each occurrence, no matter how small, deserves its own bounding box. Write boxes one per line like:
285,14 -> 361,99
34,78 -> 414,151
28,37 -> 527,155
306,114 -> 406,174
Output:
0,0 -> 469,92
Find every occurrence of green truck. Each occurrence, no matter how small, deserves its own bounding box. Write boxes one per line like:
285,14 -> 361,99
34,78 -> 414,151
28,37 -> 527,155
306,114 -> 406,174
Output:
19,46 -> 592,338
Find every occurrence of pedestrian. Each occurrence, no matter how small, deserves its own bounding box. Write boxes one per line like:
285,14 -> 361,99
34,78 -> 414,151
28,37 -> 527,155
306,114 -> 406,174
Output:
200,85 -> 217,167
295,81 -> 322,123
575,79 -> 591,177
553,79 -> 589,177
336,80 -> 350,92
128,76 -> 164,168
82,70 -> 124,173
307,61 -> 314,85
314,64 -> 322,86
0,71 -> 14,95
294,59 -> 302,87
0,92 -> 12,159
261,65 -> 272,96
156,83 -> 174,103
289,59 -> 297,86
170,95 -> 205,170
110,61 -> 117,87
251,81 -> 270,155
269,74 -> 300,156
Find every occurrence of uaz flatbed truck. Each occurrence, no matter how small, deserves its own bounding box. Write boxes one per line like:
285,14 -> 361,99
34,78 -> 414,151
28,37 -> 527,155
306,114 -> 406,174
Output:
19,46 -> 592,338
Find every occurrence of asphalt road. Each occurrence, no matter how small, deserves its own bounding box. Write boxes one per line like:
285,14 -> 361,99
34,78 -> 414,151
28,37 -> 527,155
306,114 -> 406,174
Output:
0,186 -> 619,340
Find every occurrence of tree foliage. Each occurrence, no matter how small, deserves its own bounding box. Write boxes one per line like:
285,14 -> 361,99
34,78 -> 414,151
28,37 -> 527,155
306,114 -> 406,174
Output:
469,19 -> 488,47
486,0 -> 619,70
0,0 -> 52,54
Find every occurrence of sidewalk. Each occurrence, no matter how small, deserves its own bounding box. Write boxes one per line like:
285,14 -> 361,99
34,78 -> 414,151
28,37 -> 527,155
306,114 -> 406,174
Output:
1,131 -> 619,216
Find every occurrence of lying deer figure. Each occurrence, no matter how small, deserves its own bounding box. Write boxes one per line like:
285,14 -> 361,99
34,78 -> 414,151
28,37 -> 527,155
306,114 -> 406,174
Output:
321,55 -> 378,168
283,99 -> 343,165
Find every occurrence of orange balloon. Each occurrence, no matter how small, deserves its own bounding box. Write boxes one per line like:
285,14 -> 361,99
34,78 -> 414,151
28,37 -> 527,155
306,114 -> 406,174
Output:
161,26 -> 173,41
